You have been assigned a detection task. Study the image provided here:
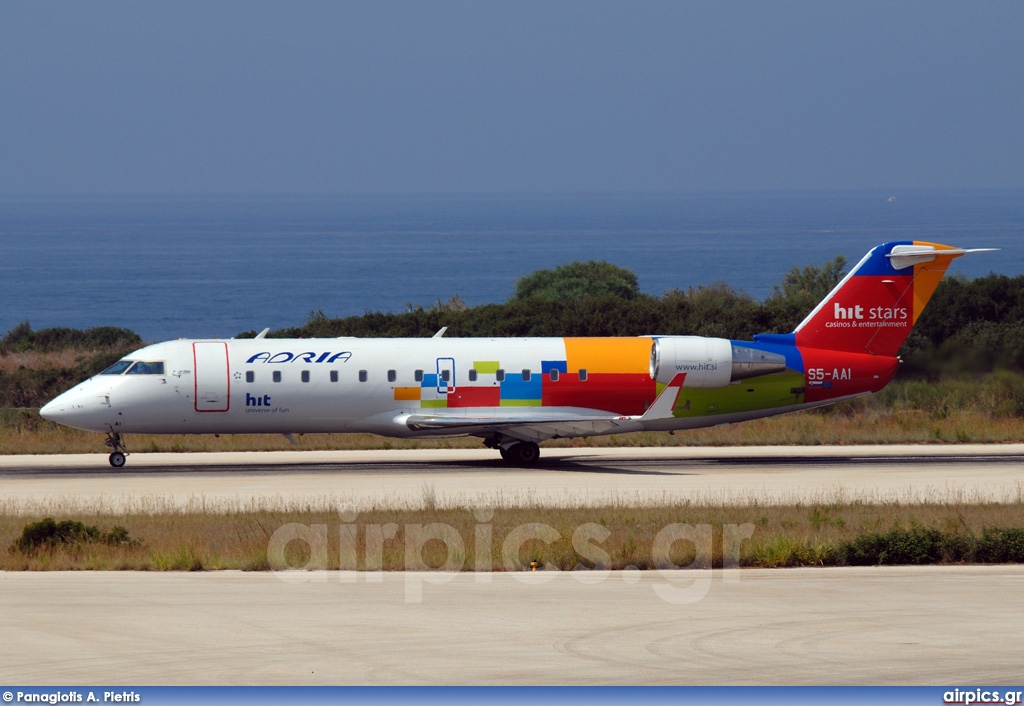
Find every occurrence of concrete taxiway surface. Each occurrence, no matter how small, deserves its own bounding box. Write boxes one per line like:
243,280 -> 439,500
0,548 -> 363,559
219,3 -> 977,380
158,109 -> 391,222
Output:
2,566 -> 1022,685
1,445 -> 1022,511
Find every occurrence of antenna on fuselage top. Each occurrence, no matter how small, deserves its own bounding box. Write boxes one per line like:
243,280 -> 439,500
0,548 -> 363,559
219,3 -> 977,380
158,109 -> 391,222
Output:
433,327 -> 447,338
255,328 -> 270,339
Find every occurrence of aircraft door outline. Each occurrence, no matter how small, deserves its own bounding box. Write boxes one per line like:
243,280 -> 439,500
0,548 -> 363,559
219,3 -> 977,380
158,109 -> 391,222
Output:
436,357 -> 455,394
193,342 -> 230,412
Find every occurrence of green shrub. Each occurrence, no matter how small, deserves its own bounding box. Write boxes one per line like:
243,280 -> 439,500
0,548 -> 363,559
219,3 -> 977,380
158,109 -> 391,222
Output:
975,527 -> 1024,563
842,526 -> 946,565
1,323 -> 141,354
11,517 -> 137,553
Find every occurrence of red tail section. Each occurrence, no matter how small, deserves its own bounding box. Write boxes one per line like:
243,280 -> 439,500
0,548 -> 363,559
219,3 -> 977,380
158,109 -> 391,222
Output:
794,241 -> 969,357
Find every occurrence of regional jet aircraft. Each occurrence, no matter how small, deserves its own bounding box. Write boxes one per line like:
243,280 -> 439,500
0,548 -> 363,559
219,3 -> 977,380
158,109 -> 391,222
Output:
41,241 -> 989,467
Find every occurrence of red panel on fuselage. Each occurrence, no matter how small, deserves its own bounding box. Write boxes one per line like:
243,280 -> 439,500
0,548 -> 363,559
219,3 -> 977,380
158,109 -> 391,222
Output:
447,386 -> 502,408
799,348 -> 899,404
542,373 -> 656,415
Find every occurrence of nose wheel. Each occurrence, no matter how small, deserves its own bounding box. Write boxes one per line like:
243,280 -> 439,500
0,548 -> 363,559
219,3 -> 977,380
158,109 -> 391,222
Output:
104,433 -> 128,468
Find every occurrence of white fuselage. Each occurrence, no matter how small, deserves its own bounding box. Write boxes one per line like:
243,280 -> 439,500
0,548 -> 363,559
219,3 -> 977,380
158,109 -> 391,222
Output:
39,336 -> 824,443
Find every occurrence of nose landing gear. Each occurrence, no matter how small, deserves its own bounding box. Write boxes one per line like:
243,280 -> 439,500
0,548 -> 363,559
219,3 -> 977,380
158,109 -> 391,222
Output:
104,433 -> 128,468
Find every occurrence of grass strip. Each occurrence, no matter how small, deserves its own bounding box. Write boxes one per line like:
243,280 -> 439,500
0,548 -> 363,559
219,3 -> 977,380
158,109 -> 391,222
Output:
3,501 -> 1023,571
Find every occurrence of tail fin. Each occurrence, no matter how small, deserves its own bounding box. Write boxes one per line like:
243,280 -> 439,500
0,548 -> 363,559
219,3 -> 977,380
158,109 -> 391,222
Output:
793,241 -> 991,356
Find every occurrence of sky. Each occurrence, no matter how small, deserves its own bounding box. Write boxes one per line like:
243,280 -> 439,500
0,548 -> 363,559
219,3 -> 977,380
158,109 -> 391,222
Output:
1,1 -> 1022,195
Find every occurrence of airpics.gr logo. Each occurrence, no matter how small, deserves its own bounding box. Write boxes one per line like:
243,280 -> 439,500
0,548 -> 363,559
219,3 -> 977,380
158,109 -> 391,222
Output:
833,303 -> 908,321
943,688 -> 1023,705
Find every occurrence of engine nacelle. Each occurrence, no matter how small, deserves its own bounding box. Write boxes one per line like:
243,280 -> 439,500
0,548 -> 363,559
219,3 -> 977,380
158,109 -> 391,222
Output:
649,337 -> 788,387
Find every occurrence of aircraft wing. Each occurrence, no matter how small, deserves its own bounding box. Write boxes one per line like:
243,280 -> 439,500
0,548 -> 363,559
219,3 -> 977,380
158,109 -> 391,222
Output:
393,373 -> 688,443
400,411 -> 630,442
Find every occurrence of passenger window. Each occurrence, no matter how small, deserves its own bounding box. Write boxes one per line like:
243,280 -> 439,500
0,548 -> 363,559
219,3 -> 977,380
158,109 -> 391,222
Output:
273,371 -> 282,383
522,369 -> 531,382
415,370 -> 424,382
330,370 -> 338,383
550,369 -> 559,382
301,370 -> 310,383
579,369 -> 588,381
388,370 -> 396,383
359,370 -> 368,382
468,369 -> 477,382
496,369 -> 505,382
246,371 -> 254,383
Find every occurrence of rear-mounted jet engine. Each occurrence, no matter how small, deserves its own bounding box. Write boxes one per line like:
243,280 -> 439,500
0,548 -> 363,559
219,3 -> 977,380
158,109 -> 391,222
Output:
649,336 -> 787,387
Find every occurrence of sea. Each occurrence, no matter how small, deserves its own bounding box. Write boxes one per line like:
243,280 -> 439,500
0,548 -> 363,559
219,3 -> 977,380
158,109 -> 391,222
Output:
1,190 -> 1021,343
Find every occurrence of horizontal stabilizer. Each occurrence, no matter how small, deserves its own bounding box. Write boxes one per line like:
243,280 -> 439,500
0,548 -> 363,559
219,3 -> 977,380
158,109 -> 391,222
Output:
886,245 -> 999,270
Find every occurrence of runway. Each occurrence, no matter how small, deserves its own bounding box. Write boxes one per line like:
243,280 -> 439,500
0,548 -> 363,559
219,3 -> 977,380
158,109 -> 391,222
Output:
2,446 -> 1022,686
2,566 -> 1022,685
1,444 -> 1022,511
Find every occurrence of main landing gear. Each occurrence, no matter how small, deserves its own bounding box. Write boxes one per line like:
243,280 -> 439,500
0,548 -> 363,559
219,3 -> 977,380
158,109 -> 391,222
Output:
104,432 -> 128,468
486,436 -> 541,465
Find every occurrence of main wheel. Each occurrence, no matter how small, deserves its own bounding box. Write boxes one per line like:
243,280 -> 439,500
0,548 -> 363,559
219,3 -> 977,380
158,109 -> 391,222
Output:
108,451 -> 126,468
499,446 -> 511,461
512,441 -> 540,465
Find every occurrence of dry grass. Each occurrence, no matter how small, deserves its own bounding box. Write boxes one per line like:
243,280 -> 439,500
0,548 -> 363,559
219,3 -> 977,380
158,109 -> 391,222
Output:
0,348 -> 109,373
2,495 -> 1022,571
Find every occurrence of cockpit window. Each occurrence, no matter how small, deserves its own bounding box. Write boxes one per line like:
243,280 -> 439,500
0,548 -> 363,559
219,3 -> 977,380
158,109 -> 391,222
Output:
101,360 -> 165,375
101,360 -> 135,375
126,361 -> 165,375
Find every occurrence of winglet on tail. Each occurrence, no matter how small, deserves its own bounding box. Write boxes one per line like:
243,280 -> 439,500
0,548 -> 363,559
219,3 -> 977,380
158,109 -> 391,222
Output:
793,241 -> 994,357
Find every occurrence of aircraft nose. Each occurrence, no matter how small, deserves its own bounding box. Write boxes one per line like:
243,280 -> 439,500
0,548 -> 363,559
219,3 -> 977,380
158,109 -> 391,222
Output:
39,392 -> 79,425
39,388 -> 114,432
38,398 -> 59,421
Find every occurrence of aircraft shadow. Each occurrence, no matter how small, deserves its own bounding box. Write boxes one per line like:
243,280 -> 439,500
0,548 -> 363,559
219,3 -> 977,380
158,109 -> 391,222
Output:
4,451 -> 1020,479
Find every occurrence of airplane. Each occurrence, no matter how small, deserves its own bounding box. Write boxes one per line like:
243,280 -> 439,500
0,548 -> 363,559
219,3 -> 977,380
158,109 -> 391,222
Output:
40,241 -> 991,467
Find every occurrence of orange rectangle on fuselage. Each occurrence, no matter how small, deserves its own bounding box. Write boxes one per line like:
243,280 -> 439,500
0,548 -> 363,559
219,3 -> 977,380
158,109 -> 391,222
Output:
393,386 -> 421,401
564,337 -> 653,375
